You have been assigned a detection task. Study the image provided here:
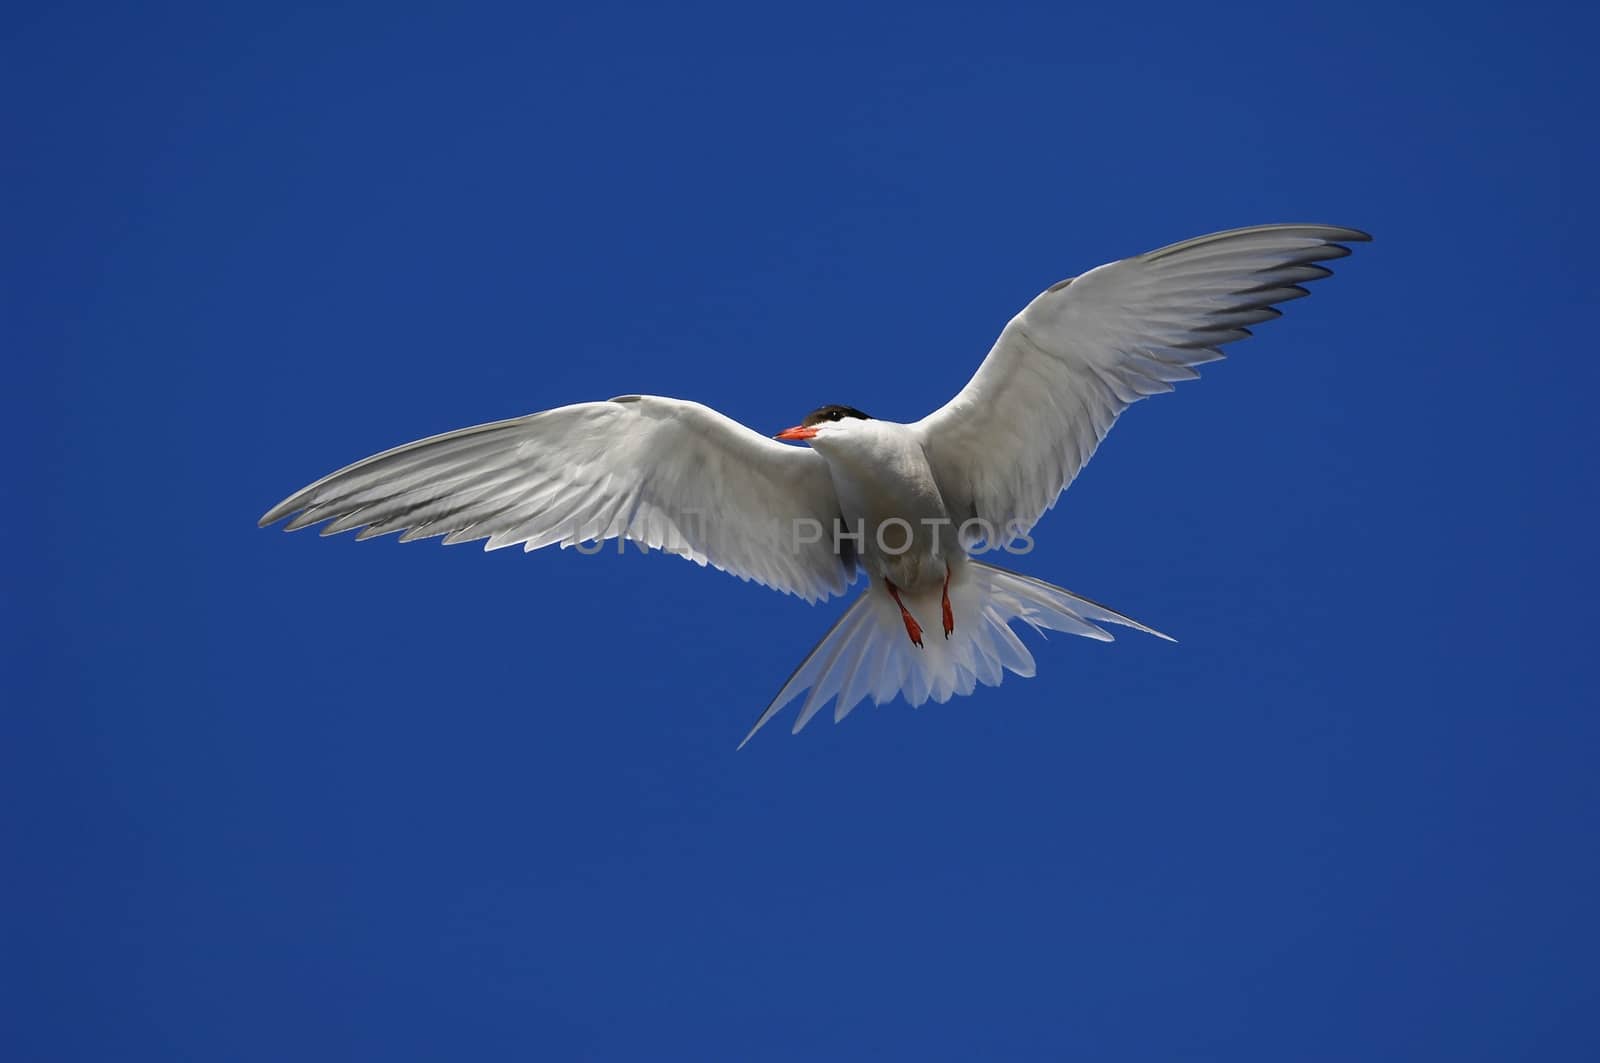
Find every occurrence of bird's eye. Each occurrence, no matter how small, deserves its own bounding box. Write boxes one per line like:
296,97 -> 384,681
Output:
830,411 -> 840,420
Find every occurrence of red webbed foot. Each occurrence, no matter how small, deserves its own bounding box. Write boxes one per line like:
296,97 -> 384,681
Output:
884,577 -> 924,649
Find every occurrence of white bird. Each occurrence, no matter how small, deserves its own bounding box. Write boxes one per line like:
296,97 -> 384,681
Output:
261,223 -> 1369,744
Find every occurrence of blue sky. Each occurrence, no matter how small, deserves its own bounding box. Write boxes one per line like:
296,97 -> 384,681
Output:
6,1 -> 1597,1059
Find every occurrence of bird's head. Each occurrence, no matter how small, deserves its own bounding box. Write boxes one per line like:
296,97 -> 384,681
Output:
774,404 -> 873,445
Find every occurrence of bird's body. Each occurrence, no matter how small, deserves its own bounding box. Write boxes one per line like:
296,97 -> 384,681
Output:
261,223 -> 1369,743
814,417 -> 959,595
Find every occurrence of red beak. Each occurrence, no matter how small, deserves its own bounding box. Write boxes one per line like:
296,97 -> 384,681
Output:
775,425 -> 818,441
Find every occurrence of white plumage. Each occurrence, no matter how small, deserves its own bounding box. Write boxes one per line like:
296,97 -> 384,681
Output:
262,397 -> 852,603
261,223 -> 1369,743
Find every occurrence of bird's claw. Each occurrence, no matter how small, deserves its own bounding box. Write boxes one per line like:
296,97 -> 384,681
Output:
884,577 -> 924,648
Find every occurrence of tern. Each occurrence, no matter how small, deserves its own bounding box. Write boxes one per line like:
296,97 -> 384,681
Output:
261,223 -> 1369,744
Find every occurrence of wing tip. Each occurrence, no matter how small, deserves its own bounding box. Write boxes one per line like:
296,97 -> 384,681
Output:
1143,222 -> 1373,263
1271,222 -> 1373,244
258,500 -> 299,528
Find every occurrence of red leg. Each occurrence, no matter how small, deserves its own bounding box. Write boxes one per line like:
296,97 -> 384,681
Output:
941,564 -> 954,640
884,577 -> 923,648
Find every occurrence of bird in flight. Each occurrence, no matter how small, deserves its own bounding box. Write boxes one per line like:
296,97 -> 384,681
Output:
261,223 -> 1369,745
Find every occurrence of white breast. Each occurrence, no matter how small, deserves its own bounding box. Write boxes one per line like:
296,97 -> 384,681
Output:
813,420 -> 959,591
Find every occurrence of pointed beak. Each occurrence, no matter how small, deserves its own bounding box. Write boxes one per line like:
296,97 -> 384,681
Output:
774,425 -> 818,442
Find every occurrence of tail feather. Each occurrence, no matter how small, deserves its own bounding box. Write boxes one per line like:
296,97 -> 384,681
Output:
737,560 -> 1173,747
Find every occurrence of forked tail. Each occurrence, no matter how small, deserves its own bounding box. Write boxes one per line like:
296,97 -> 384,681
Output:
738,560 -> 1173,747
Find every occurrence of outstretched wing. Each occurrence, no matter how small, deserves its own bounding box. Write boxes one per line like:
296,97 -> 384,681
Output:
915,223 -> 1369,544
261,394 -> 854,603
